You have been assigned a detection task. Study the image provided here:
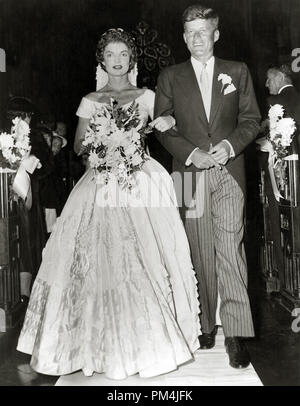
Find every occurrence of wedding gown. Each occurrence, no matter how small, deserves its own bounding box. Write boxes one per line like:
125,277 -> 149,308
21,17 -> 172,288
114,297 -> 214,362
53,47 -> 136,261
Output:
17,89 -> 201,380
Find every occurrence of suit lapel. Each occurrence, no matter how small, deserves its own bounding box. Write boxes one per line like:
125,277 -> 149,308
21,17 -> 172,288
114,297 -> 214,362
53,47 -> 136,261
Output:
179,60 -> 208,126
209,57 -> 224,127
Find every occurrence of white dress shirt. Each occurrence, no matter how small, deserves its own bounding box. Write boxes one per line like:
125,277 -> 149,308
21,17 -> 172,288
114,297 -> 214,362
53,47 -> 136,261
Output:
185,56 -> 234,166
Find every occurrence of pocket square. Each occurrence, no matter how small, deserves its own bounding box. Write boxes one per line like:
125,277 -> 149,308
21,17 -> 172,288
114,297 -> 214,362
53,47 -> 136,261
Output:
224,83 -> 236,95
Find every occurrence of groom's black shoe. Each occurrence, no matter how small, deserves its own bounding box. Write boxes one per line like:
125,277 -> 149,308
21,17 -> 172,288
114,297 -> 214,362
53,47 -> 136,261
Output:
199,326 -> 218,349
225,337 -> 250,369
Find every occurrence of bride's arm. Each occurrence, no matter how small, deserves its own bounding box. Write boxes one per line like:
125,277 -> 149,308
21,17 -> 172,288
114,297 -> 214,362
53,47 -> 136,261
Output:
144,89 -> 176,132
73,117 -> 90,155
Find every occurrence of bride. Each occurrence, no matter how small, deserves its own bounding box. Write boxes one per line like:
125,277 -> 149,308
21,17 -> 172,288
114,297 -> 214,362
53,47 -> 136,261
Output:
17,28 -> 201,380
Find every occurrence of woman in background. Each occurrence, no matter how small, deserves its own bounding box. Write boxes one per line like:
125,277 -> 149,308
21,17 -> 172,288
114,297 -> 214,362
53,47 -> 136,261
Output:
6,97 -> 48,298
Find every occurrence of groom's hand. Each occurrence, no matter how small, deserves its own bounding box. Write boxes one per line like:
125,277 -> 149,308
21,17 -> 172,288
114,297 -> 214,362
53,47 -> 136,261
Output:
190,149 -> 221,170
209,141 -> 231,165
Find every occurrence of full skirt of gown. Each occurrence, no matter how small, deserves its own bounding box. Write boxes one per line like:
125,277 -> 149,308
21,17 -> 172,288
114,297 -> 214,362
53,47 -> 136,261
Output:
17,157 -> 201,380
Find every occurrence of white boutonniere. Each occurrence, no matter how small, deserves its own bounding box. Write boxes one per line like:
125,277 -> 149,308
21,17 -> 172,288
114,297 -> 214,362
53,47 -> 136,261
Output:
218,73 -> 236,95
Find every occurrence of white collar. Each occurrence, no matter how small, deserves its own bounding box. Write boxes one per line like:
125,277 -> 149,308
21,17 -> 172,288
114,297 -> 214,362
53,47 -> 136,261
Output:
191,55 -> 215,72
278,84 -> 293,94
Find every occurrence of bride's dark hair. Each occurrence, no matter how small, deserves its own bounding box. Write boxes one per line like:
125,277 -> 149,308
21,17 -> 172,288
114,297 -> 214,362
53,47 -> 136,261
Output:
96,28 -> 137,72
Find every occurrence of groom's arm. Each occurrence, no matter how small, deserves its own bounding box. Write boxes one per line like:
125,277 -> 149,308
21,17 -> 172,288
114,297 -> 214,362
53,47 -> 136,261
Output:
154,67 -> 197,165
225,63 -> 261,156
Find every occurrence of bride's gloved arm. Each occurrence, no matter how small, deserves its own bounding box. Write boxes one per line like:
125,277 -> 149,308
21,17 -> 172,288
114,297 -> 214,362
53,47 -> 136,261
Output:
149,115 -> 176,132
74,117 -> 90,155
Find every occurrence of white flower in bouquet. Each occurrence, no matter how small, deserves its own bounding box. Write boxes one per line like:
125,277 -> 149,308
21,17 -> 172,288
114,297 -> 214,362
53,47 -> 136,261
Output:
104,150 -> 119,167
15,139 -> 30,152
16,148 -> 28,158
269,119 -> 278,133
88,151 -> 102,168
112,149 -> 122,162
0,117 -> 31,168
130,128 -> 141,142
110,129 -> 124,144
124,144 -> 137,156
120,135 -> 132,148
268,104 -> 284,121
12,117 -> 30,137
94,115 -> 110,127
117,162 -> 128,175
132,153 -> 143,166
82,129 -> 97,147
0,133 -> 14,149
269,127 -> 278,141
281,134 -> 293,147
118,162 -> 126,170
276,117 -> 296,141
94,117 -> 112,137
3,149 -> 18,164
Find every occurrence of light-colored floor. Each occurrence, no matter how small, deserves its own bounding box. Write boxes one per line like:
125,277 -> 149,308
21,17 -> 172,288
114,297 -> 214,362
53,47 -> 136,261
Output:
56,328 -> 262,386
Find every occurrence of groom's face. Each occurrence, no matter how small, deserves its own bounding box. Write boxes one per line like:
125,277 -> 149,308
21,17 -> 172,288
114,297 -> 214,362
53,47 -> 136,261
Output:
183,19 -> 219,61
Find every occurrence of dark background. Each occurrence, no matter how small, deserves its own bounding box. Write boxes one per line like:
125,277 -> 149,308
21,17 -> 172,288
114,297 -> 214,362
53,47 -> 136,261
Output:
1,0 -> 300,131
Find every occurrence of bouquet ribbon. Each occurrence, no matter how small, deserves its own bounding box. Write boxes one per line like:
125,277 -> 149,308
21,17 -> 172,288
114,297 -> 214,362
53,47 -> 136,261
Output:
12,154 -> 41,209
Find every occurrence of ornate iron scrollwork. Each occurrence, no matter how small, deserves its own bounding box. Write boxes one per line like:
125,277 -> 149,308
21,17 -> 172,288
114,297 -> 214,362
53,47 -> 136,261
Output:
132,21 -> 174,90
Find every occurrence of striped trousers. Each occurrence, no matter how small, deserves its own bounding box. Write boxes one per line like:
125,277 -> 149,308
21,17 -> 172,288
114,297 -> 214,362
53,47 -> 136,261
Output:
184,167 -> 254,337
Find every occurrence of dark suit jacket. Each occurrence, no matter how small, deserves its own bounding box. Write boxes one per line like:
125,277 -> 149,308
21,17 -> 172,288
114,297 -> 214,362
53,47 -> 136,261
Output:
154,57 -> 261,204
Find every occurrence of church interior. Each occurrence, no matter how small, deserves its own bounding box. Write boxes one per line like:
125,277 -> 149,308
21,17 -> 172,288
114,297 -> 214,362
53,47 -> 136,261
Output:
1,0 -> 300,387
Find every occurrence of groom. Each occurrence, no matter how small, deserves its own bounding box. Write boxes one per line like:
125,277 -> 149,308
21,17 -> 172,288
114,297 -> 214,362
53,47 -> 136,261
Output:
154,4 -> 261,368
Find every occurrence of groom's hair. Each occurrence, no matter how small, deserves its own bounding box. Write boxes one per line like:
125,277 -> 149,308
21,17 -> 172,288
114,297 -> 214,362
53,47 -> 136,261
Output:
182,5 -> 219,30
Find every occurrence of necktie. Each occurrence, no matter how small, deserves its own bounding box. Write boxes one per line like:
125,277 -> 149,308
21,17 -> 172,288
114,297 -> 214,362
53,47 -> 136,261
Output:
199,63 -> 211,120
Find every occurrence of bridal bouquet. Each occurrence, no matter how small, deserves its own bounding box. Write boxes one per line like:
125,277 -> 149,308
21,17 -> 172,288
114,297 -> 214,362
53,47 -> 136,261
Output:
0,117 -> 31,169
82,98 -> 150,189
268,104 -> 297,161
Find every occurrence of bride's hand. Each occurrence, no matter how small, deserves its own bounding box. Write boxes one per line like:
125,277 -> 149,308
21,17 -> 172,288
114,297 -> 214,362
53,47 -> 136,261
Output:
149,116 -> 176,132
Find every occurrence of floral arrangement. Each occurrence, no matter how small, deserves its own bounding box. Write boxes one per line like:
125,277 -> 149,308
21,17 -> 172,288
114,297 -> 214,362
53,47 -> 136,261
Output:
0,117 -> 31,168
268,104 -> 296,161
265,104 -> 298,198
82,99 -> 151,189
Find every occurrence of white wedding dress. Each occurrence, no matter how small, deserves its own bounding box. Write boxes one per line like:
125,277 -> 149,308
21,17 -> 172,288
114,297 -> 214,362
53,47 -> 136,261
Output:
17,89 -> 201,380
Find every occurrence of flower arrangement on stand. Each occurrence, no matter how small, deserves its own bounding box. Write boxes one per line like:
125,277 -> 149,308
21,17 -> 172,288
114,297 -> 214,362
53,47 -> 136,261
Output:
0,117 -> 35,205
267,104 -> 297,195
0,117 -> 31,169
268,104 -> 296,159
82,98 -> 151,190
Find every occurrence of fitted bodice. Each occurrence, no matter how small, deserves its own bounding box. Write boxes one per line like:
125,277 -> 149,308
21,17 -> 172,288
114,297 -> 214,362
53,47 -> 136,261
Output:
76,89 -> 155,126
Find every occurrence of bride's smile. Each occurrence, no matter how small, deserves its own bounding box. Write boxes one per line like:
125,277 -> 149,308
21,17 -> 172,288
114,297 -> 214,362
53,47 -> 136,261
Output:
103,42 -> 130,77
